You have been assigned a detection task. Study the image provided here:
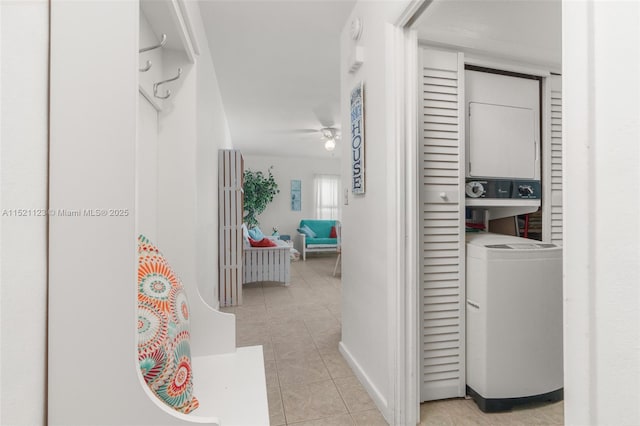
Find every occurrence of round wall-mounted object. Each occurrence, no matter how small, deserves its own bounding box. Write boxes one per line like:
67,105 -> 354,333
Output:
350,17 -> 363,41
466,181 -> 486,198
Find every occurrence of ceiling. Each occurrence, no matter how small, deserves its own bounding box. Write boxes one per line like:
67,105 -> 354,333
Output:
198,1 -> 560,159
199,0 -> 356,159
413,0 -> 561,70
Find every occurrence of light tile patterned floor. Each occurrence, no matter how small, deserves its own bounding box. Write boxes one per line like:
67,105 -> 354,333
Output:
223,254 -> 564,426
420,398 -> 564,425
221,254 -> 386,426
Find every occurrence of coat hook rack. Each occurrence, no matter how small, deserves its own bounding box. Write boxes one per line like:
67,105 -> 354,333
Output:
153,68 -> 182,99
139,60 -> 152,72
139,33 -> 167,53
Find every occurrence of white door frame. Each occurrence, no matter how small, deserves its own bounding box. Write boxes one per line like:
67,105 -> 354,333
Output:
392,3 -> 563,423
389,1 -> 429,425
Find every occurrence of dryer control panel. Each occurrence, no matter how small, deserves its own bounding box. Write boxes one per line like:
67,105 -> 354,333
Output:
465,179 -> 540,199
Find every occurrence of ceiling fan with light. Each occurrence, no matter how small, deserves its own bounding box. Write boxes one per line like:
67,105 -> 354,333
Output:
276,126 -> 342,152
274,105 -> 342,152
320,127 -> 340,151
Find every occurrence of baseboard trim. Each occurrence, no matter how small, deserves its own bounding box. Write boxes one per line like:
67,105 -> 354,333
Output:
339,341 -> 391,423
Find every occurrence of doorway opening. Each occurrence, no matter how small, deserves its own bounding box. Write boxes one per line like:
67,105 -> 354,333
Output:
405,0 -> 563,423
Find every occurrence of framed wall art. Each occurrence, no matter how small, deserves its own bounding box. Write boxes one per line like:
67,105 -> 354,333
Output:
291,179 -> 301,211
351,82 -> 365,194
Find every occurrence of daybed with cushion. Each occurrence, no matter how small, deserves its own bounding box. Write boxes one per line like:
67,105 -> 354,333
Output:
294,219 -> 339,260
241,224 -> 291,285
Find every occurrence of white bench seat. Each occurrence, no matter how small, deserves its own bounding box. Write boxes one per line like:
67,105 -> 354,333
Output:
192,346 -> 268,425
243,242 -> 291,285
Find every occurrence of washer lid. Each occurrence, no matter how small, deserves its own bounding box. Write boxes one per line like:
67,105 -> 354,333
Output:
485,243 -> 557,250
466,232 -> 557,250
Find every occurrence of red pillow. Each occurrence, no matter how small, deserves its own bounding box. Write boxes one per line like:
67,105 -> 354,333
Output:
330,226 -> 337,238
248,237 -> 277,247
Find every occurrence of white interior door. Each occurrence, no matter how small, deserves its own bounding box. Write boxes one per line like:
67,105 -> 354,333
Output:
136,94 -> 159,241
419,47 -> 466,402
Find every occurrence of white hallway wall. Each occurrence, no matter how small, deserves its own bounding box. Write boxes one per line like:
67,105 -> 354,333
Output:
338,1 -> 410,422
189,0 -> 234,308
243,154 -> 340,238
0,1 -> 49,424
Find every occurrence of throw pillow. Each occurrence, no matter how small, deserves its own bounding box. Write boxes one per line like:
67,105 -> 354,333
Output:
248,227 -> 264,241
249,237 -> 277,247
330,226 -> 337,238
298,224 -> 317,238
137,235 -> 199,414
241,223 -> 250,244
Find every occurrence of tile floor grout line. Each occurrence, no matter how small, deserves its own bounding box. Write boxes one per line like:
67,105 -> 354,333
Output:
331,375 -> 353,416
269,299 -> 289,426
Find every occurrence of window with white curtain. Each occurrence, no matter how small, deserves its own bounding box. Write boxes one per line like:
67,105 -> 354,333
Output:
314,174 -> 341,220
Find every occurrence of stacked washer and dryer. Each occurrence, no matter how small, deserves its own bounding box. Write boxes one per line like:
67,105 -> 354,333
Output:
463,69 -> 563,411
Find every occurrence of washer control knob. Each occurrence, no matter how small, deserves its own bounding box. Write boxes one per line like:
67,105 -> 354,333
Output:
465,181 -> 485,198
518,185 -> 534,196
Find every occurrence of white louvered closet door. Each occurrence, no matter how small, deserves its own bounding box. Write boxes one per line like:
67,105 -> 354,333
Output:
544,75 -> 563,245
419,48 -> 466,402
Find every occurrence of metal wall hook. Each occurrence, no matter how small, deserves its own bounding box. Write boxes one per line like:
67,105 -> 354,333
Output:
139,33 -> 167,53
153,68 -> 182,99
139,60 -> 152,72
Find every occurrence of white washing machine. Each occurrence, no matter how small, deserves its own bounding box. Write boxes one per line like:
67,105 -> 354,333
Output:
465,232 -> 563,412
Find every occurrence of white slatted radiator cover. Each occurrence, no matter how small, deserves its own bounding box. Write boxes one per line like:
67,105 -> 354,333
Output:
243,246 -> 290,285
218,149 -> 244,307
549,75 -> 563,245
419,48 -> 466,402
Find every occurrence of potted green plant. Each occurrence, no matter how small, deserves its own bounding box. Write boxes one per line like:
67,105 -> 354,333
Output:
243,167 -> 279,228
